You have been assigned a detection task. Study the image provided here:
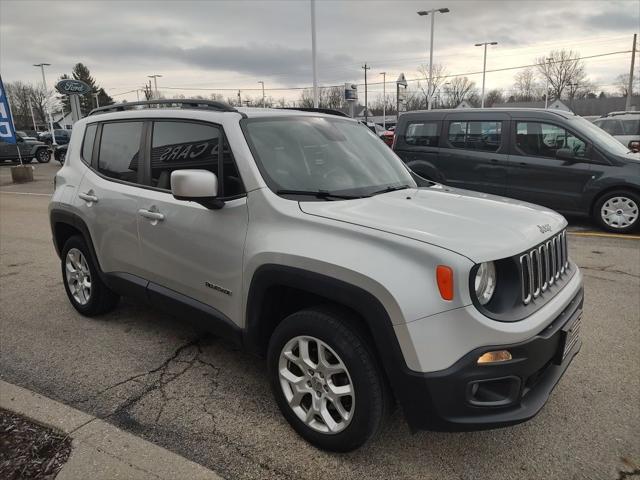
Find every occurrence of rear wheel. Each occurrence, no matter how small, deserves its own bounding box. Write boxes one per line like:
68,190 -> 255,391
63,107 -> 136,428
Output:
36,148 -> 51,163
267,306 -> 389,452
594,190 -> 639,233
61,236 -> 119,316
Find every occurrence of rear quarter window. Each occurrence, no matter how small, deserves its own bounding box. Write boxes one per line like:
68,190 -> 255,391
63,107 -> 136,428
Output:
404,122 -> 439,146
81,124 -> 97,164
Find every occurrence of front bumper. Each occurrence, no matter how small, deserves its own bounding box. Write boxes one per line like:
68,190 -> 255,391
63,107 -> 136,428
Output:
397,287 -> 583,431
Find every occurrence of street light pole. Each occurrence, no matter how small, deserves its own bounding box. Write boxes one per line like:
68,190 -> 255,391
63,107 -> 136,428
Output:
475,41 -> 498,108
417,8 -> 449,110
147,74 -> 162,99
380,72 -> 386,130
544,57 -> 551,109
33,63 -> 56,145
310,0 -> 318,108
93,92 -> 100,109
258,81 -> 265,107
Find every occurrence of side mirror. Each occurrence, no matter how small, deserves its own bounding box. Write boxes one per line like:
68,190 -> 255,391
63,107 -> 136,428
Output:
555,148 -> 575,161
170,169 -> 224,209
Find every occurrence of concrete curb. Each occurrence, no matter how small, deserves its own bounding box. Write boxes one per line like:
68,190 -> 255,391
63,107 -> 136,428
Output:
0,380 -> 223,480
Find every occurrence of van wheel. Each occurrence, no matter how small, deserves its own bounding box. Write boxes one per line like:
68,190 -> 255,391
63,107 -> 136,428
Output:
61,236 -> 119,316
267,306 -> 389,452
594,190 -> 639,233
36,148 -> 51,163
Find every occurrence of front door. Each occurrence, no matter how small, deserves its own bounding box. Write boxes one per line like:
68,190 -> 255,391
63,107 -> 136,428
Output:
506,121 -> 593,212
135,120 -> 248,322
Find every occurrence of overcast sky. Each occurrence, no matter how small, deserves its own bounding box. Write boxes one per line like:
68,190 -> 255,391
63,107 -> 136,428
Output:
1,0 -> 638,103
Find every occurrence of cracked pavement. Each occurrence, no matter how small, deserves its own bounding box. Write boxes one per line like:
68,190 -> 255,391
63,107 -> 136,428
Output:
1,163 -> 639,479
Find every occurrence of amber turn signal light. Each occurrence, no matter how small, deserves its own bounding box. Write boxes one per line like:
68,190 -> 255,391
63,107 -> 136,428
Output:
436,265 -> 454,301
477,350 -> 512,364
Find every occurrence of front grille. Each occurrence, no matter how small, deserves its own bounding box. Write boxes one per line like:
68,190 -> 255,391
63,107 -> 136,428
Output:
519,230 -> 569,305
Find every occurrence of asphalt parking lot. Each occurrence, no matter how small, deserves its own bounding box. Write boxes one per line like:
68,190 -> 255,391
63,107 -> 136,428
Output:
1,162 -> 638,480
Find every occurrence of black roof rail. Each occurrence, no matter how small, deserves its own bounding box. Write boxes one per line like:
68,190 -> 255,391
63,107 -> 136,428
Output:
88,99 -> 243,116
276,107 -> 350,118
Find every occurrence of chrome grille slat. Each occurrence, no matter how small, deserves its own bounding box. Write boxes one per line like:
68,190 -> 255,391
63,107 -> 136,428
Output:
519,230 -> 570,305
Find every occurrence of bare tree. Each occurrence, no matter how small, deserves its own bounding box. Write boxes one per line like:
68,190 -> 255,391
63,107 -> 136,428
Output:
615,73 -> 639,97
417,64 -> 447,108
484,88 -> 504,107
442,77 -> 477,108
512,67 -> 541,101
536,50 -> 588,101
299,86 -> 344,109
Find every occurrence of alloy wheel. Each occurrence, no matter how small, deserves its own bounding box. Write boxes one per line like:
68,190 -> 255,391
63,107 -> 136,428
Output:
278,335 -> 355,434
65,248 -> 92,305
600,196 -> 638,229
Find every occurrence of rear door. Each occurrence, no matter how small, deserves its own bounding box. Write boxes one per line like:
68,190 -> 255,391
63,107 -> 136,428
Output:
505,120 -> 592,211
435,112 -> 509,195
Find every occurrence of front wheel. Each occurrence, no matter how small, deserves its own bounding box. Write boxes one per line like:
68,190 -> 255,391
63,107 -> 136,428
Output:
36,148 -> 51,163
594,190 -> 640,233
267,307 -> 389,452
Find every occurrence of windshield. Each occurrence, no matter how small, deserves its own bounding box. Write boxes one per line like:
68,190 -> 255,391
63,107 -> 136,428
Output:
570,116 -> 632,155
243,116 -> 416,197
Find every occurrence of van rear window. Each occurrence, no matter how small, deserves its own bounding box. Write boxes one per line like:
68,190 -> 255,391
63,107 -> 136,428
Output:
448,121 -> 501,152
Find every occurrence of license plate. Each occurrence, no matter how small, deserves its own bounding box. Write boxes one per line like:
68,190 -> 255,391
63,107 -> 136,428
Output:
561,316 -> 581,361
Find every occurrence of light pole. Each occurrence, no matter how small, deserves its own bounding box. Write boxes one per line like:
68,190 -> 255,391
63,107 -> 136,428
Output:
544,57 -> 551,108
417,7 -> 449,110
475,41 -> 498,108
380,72 -> 386,130
93,92 -> 100,109
147,74 -> 162,99
27,97 -> 37,132
310,0 -> 318,108
568,82 -> 578,112
33,63 -> 56,145
258,81 -> 265,107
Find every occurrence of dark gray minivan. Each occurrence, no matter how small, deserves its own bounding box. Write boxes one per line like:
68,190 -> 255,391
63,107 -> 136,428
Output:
393,108 -> 640,233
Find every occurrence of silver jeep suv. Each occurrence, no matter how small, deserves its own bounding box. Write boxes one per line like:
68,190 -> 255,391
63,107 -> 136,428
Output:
49,100 -> 583,452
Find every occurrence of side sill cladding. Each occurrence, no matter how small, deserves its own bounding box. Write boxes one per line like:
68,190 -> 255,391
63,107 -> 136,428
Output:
244,264 -> 430,430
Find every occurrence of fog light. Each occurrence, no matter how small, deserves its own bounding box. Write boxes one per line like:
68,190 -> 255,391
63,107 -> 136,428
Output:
477,350 -> 512,364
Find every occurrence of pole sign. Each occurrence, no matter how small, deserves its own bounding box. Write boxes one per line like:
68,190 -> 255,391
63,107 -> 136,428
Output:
0,75 -> 18,144
56,79 -> 92,124
396,73 -> 408,114
55,79 -> 91,96
344,83 -> 358,102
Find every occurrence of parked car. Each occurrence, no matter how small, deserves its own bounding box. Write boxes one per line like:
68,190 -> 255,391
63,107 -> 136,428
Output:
381,126 -> 395,146
0,133 -> 51,164
39,129 -> 72,145
16,130 -> 37,141
393,108 -> 640,233
50,100 -> 583,452
593,111 -> 640,152
54,144 -> 68,164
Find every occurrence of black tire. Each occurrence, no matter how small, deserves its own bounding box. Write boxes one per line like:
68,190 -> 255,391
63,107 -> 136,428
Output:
593,190 -> 640,233
36,148 -> 51,163
267,306 -> 389,452
61,235 -> 119,316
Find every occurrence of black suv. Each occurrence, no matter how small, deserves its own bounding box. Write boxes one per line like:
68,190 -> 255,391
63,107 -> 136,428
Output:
39,129 -> 71,145
393,108 -> 640,233
0,133 -> 51,164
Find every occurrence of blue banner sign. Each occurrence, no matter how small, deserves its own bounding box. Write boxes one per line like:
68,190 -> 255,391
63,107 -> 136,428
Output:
0,75 -> 18,144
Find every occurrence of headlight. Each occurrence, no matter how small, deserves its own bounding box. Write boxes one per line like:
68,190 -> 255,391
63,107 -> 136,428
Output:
474,262 -> 496,305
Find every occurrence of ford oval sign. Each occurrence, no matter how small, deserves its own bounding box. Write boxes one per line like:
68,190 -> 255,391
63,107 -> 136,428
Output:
55,79 -> 91,96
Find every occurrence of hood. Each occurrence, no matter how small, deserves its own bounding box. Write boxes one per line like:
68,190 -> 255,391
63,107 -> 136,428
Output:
299,185 -> 567,263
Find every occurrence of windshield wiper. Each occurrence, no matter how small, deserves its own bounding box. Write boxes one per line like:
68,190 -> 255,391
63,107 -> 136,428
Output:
369,184 -> 412,196
276,189 -> 365,200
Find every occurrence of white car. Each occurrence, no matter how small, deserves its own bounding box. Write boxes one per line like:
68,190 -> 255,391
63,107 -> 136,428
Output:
593,111 -> 640,151
49,100 -> 583,451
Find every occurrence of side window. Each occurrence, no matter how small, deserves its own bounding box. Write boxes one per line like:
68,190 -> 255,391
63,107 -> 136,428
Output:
596,119 -> 622,135
151,121 -> 244,196
97,122 -> 143,183
516,122 -> 587,158
447,121 -> 501,151
405,122 -> 439,146
81,124 -> 97,164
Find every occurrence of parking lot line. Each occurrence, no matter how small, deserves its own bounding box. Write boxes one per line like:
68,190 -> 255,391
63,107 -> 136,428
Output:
568,231 -> 640,240
0,191 -> 51,197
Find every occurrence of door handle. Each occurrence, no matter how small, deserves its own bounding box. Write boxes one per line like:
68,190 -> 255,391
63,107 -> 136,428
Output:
78,191 -> 98,203
138,208 -> 165,222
